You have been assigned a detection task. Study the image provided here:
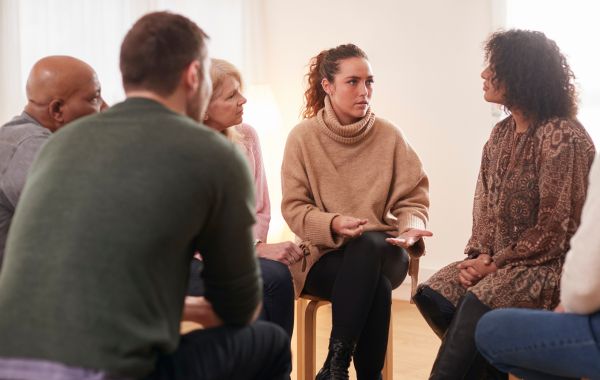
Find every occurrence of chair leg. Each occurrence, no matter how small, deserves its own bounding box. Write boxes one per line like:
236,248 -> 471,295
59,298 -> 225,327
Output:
382,314 -> 393,380
298,297 -> 395,380
296,298 -> 307,380
304,299 -> 329,380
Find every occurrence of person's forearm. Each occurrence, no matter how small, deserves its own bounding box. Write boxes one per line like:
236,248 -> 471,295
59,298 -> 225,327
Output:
181,296 -> 223,328
200,146 -> 263,326
203,258 -> 262,325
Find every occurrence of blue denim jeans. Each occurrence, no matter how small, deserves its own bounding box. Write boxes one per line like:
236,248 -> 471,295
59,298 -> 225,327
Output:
475,308 -> 600,380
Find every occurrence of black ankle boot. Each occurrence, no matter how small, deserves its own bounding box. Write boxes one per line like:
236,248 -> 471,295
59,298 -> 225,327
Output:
315,337 -> 356,380
412,285 -> 456,339
315,350 -> 332,380
429,292 -> 491,380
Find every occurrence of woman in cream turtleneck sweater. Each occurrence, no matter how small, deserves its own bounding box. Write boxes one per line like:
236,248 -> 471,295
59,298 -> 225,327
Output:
281,44 -> 431,379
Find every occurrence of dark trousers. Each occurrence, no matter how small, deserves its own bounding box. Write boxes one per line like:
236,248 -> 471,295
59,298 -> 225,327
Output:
188,258 -> 295,337
257,258 -> 295,337
145,321 -> 291,380
303,231 -> 409,379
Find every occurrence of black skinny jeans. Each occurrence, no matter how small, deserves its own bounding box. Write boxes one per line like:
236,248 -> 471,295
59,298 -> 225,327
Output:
303,231 -> 409,379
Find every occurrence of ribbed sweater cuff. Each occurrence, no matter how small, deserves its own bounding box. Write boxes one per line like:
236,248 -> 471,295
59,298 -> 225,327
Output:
398,214 -> 427,257
397,214 -> 426,234
305,211 -> 341,247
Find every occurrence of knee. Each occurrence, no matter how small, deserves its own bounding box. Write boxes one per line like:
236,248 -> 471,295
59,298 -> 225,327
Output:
412,284 -> 432,307
260,259 -> 293,295
474,310 -> 508,361
413,285 -> 456,317
346,231 -> 388,260
351,231 -> 381,247
475,309 -> 513,345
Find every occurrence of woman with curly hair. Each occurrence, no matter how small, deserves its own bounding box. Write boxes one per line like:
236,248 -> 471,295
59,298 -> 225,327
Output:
413,29 -> 595,379
282,44 -> 431,379
476,153 -> 600,379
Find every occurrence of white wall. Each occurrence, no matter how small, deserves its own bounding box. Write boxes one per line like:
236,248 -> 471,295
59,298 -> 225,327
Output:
261,0 -> 499,297
0,0 -> 246,120
0,0 -> 502,299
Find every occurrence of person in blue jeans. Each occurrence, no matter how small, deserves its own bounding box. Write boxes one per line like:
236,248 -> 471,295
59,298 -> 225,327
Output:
414,28 -> 595,380
475,155 -> 600,380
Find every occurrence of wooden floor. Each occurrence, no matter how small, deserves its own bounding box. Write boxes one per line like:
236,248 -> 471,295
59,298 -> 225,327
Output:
182,300 -> 440,380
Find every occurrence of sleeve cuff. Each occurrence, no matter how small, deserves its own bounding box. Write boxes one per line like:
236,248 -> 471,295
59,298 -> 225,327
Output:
397,213 -> 426,234
304,211 -> 342,247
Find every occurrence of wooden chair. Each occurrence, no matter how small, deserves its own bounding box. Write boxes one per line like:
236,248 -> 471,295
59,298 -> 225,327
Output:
295,294 -> 394,380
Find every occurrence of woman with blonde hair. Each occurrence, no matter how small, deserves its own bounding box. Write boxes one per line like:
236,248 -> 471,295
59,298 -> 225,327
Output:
188,59 -> 298,337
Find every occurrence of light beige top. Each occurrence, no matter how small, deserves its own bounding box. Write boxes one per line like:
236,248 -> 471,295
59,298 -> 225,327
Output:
562,154 -> 600,314
281,98 -> 429,297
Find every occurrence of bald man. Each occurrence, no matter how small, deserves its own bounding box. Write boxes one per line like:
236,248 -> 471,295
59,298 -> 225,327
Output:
0,55 -> 104,266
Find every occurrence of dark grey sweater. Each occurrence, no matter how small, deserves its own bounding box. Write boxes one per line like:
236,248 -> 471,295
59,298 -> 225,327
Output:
0,112 -> 51,267
0,98 -> 261,378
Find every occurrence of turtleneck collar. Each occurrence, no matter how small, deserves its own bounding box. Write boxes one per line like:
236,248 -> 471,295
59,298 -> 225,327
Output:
316,96 -> 376,144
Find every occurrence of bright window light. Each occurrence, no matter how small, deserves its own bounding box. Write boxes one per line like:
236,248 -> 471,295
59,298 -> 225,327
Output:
505,0 -> 600,144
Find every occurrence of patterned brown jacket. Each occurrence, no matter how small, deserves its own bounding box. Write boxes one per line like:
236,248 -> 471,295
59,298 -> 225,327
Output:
426,116 -> 595,309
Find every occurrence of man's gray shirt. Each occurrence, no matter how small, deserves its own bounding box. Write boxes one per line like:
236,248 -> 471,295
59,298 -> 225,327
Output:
0,112 -> 50,267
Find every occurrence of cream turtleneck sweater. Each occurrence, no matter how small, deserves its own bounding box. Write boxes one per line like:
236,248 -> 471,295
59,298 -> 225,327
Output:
281,98 -> 429,297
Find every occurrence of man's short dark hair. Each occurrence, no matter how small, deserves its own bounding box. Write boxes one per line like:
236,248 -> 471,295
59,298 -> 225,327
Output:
120,11 -> 209,96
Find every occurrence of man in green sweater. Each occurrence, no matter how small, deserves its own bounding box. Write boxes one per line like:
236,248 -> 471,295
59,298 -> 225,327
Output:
0,11 -> 291,380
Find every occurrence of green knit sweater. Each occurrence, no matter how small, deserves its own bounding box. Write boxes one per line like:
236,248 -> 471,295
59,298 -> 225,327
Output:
0,98 -> 261,378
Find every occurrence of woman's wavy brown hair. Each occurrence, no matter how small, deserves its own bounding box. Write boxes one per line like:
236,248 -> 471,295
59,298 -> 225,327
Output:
484,29 -> 578,123
302,44 -> 368,119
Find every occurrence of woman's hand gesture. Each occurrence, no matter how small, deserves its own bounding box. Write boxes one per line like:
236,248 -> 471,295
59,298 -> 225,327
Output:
386,228 -> 433,249
331,215 -> 368,238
